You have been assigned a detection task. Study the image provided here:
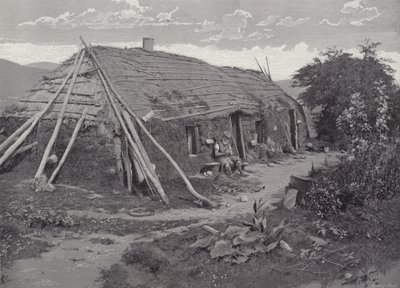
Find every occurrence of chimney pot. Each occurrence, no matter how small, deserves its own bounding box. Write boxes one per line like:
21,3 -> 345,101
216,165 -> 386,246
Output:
142,37 -> 154,51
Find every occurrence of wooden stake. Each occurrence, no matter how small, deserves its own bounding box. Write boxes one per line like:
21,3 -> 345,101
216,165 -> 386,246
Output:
265,56 -> 272,81
0,47 -> 83,157
0,119 -> 39,167
122,110 -> 156,175
80,36 -> 216,208
33,50 -> 86,186
95,61 -> 169,205
45,108 -> 88,188
0,118 -> 34,154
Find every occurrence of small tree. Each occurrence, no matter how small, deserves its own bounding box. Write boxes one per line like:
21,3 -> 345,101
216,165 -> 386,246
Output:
292,40 -> 398,142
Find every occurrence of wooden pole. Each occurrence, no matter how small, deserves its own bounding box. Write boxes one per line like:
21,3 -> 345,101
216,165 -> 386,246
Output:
33,50 -> 86,186
0,47 -> 83,155
265,56 -> 272,81
0,118 -> 34,154
80,36 -> 216,208
44,108 -> 88,189
122,110 -> 156,175
0,119 -> 40,167
95,63 -> 169,204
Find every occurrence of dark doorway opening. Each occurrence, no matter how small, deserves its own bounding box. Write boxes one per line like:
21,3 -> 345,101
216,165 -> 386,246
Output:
185,126 -> 199,155
230,112 -> 245,159
255,120 -> 264,143
288,109 -> 298,150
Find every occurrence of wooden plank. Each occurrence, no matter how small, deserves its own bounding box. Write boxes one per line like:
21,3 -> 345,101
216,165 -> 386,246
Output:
33,50 -> 87,186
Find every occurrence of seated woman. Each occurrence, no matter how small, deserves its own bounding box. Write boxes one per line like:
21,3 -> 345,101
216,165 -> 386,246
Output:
213,131 -> 247,176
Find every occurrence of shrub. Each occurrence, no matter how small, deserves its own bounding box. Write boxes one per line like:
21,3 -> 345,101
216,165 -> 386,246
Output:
306,143 -> 400,219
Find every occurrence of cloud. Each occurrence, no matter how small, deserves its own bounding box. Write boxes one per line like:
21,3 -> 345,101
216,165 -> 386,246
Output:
196,9 -> 253,42
319,18 -> 346,26
195,20 -> 221,33
256,15 -> 281,26
246,31 -> 273,41
17,12 -> 75,28
156,7 -> 178,22
276,16 -> 310,27
321,0 -> 380,27
110,0 -> 149,12
17,6 -> 196,30
341,0 -> 380,26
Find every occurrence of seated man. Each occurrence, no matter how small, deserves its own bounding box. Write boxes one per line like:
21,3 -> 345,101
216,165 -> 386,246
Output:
214,131 -> 247,176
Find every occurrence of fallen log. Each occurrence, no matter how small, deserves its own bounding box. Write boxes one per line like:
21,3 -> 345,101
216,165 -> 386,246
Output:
33,50 -> 86,188
80,36 -> 217,208
44,108 -> 88,191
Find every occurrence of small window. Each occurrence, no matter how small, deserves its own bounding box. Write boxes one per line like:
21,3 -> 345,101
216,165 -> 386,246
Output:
186,126 -> 200,155
255,120 -> 264,143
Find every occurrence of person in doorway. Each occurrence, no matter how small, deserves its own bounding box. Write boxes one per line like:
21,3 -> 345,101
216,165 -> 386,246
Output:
214,131 -> 247,176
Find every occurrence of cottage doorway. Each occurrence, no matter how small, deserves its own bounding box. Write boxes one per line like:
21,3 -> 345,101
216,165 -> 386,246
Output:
288,109 -> 298,150
230,112 -> 246,160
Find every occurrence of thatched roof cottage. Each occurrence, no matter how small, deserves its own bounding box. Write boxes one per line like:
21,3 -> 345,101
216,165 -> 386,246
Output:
0,38 -> 308,194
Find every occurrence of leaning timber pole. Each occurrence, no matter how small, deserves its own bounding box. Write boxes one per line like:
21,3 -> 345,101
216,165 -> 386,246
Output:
80,36 -> 217,208
33,49 -> 86,187
0,47 -> 83,167
95,65 -> 169,205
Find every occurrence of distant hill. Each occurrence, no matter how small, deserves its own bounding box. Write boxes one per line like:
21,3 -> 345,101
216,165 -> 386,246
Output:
275,79 -> 305,100
25,61 -> 59,71
0,59 -> 50,112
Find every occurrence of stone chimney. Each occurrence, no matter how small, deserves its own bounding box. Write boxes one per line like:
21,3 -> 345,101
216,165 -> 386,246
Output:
142,37 -> 154,51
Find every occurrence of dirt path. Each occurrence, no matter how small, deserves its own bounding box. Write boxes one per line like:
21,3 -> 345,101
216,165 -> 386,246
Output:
69,152 -> 336,223
3,152 -> 336,288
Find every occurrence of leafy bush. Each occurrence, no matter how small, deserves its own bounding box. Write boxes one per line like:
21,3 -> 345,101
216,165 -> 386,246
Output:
306,143 -> 400,219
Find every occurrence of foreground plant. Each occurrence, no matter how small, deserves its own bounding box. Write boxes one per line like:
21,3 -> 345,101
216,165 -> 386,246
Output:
190,199 -> 292,264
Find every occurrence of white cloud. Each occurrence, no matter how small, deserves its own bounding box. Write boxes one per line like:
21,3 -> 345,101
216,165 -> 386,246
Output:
245,31 -> 273,41
338,0 -> 380,26
197,9 -> 253,42
276,16 -> 310,27
17,6 -> 195,30
18,12 -> 75,28
110,0 -> 149,12
156,6 -> 178,22
256,15 -> 281,26
319,18 -> 346,26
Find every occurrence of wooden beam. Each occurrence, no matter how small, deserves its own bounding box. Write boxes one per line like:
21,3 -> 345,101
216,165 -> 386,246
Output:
0,47 -> 83,168
33,50 -> 87,188
44,108 -> 88,189
80,36 -> 217,208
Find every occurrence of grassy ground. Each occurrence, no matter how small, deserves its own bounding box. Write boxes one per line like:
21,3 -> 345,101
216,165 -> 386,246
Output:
1,152 -> 400,287
98,196 -> 400,288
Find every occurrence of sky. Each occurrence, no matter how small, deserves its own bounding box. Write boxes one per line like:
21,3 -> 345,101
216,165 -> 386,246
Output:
0,0 -> 399,82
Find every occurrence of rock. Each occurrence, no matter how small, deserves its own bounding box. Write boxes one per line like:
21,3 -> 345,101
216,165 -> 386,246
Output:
280,240 -> 292,252
46,154 -> 58,164
238,195 -> 248,202
283,189 -> 298,210
344,272 -> 353,280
